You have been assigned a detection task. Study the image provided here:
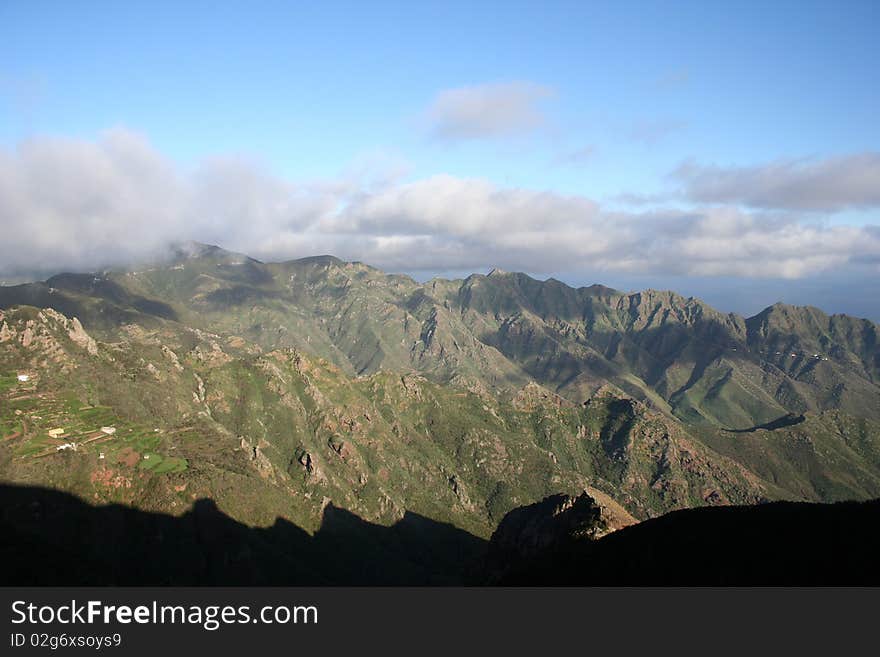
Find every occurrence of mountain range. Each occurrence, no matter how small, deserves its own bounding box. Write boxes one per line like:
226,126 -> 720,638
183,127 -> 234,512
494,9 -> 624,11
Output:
1,242 -> 878,583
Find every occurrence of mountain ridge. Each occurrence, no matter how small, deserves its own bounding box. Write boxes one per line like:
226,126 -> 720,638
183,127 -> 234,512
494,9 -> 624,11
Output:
2,242 -> 877,432
8,241 -> 872,324
2,242 -> 879,563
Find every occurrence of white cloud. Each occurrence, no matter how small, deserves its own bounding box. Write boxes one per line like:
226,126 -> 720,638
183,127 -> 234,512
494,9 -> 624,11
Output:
424,82 -> 555,141
1,130 -> 878,282
0,129 -> 186,270
673,153 -> 880,211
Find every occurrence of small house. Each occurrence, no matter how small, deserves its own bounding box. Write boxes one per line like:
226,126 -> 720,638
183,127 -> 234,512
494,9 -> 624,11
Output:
48,428 -> 65,438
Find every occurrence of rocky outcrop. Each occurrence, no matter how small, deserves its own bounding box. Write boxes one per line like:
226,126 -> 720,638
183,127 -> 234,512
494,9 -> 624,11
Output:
0,307 -> 96,369
0,319 -> 13,343
512,382 -> 572,411
240,436 -> 274,479
400,374 -> 425,400
67,316 -> 98,356
161,345 -> 185,372
484,492 -> 606,583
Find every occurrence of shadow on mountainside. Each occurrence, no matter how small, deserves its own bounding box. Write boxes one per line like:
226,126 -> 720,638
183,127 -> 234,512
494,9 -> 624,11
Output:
476,307 -> 880,427
497,498 -> 880,585
3,484 -> 880,586
722,413 -> 806,433
0,278 -> 178,331
0,484 -> 487,586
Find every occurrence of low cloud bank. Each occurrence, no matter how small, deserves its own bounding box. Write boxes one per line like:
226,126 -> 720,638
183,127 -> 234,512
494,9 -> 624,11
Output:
673,153 -> 880,212
1,129 -> 878,282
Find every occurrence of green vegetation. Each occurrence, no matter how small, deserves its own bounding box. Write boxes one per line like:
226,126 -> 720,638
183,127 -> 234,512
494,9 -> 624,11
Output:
0,373 -> 19,394
139,453 -> 188,473
0,243 -> 878,545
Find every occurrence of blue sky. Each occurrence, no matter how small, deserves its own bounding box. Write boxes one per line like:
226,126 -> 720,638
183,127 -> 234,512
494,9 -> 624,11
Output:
2,1 -> 879,318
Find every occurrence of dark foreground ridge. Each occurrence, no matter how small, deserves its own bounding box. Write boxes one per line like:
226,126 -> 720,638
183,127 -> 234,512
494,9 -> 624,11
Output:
2,484 -> 879,585
0,484 -> 487,585
496,495 -> 880,585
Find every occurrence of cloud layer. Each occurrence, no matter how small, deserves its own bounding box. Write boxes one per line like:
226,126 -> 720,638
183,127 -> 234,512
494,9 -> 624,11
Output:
1,130 -> 878,282
673,153 -> 880,211
424,82 -> 554,141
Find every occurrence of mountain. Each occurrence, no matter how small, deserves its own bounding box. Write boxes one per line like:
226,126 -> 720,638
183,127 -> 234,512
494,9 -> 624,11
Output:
489,492 -> 880,585
1,242 -> 879,583
3,483 -> 877,585
5,243 -> 876,429
0,483 -> 486,585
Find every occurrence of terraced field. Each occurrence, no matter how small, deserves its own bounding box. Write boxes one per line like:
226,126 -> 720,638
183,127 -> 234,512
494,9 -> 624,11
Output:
1,371 -> 187,479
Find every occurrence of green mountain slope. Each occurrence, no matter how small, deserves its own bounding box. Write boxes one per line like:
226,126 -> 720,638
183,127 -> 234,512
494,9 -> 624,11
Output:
5,243 -> 876,431
0,304 -> 781,536
1,243 -> 878,546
